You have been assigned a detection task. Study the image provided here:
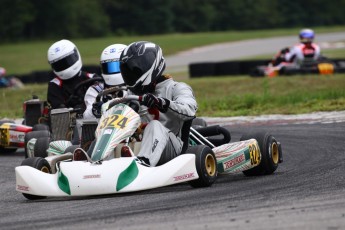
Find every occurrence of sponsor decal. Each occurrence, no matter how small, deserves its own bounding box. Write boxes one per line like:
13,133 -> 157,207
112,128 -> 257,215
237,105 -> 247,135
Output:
223,154 -> 245,170
9,131 -> 25,143
104,129 -> 113,135
110,48 -> 116,53
83,174 -> 101,179
17,185 -> 29,192
173,173 -> 195,182
152,139 -> 159,152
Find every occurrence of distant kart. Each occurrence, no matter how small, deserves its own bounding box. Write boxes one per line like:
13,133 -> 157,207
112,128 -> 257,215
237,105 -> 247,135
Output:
15,95 -> 283,200
0,120 -> 32,153
250,57 -> 345,77
21,76 -> 104,157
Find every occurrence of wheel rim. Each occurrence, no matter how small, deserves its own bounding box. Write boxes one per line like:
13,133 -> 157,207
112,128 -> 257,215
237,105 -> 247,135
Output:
271,142 -> 279,164
205,153 -> 216,176
41,166 -> 50,173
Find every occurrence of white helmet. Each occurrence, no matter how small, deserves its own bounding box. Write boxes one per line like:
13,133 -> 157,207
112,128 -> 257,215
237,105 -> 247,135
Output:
100,44 -> 127,86
47,39 -> 82,80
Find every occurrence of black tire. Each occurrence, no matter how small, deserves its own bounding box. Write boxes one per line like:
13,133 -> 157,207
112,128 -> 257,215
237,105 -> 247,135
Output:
192,118 -> 207,129
0,147 -> 17,153
187,145 -> 217,188
24,130 -> 51,158
64,145 -> 79,154
32,124 -> 50,131
33,137 -> 51,158
20,157 -> 51,200
240,131 -> 280,176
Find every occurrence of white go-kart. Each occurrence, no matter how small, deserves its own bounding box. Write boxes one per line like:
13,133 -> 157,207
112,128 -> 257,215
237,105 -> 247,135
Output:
15,95 -> 282,200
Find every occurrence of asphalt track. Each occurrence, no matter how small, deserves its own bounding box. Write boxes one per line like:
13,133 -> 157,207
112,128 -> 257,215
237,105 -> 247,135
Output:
1,120 -> 345,230
165,31 -> 345,73
1,33 -> 345,229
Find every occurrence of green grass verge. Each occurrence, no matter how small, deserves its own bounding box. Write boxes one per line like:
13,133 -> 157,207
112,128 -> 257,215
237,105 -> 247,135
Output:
1,74 -> 345,119
1,26 -> 344,75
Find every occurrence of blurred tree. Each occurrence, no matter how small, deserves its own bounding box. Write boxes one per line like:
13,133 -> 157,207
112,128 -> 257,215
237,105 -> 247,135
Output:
0,0 -> 35,42
172,0 -> 216,32
0,0 -> 344,43
103,0 -> 174,35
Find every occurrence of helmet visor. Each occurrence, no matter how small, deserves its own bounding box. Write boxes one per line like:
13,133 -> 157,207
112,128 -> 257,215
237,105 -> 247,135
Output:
50,48 -> 79,72
101,61 -> 121,74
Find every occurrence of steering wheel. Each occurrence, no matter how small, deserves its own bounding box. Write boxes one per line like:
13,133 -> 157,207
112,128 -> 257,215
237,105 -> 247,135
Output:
65,76 -> 104,106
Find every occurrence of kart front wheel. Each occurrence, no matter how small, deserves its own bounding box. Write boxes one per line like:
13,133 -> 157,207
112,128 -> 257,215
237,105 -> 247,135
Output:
20,157 -> 51,200
24,130 -> 51,158
240,131 -> 281,176
187,145 -> 217,188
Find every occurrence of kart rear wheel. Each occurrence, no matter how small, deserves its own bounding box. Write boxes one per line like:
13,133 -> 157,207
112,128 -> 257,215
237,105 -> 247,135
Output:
187,145 -> 217,188
20,157 -> 51,200
24,130 -> 50,158
64,145 -> 79,154
240,131 -> 281,176
192,118 -> 208,129
32,124 -> 50,131
0,147 -> 17,153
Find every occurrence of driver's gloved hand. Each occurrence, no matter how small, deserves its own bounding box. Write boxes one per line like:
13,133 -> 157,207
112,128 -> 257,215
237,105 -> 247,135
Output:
280,47 -> 290,54
140,93 -> 170,113
92,101 -> 103,118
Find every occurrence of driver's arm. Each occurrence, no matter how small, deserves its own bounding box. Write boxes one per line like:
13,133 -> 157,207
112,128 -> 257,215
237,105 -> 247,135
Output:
47,82 -> 66,109
83,85 -> 101,119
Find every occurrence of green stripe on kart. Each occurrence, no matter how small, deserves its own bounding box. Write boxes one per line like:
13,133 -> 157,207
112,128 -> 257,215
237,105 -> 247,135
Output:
116,160 -> 139,191
58,171 -> 71,195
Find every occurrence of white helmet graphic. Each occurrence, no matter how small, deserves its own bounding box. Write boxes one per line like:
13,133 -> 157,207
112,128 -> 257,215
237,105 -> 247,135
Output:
100,44 -> 127,86
47,39 -> 82,80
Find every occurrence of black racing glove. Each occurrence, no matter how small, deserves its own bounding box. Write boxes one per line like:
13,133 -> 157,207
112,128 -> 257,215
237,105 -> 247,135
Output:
92,101 -> 103,118
280,47 -> 290,54
140,93 -> 170,113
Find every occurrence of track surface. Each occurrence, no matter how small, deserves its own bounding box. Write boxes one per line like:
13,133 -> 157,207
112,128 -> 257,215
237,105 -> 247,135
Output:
165,32 -> 345,73
2,34 -> 345,229
1,121 -> 345,230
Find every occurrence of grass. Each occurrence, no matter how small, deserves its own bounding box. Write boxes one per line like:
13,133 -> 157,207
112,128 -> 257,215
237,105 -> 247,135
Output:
1,27 -> 344,119
189,74 -> 345,117
1,73 -> 345,119
1,26 -> 344,75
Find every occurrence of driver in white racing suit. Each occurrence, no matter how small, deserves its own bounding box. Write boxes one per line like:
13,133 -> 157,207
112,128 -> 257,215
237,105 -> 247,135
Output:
285,28 -> 321,66
83,44 -> 128,119
119,41 -> 197,166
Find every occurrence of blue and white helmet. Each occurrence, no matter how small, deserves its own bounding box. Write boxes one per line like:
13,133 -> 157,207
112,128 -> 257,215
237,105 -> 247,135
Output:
100,44 -> 127,86
299,28 -> 315,43
47,39 -> 82,80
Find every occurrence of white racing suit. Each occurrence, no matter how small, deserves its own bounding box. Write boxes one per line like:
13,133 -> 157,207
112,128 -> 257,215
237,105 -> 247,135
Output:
285,43 -> 321,66
133,77 -> 197,166
83,82 -> 127,119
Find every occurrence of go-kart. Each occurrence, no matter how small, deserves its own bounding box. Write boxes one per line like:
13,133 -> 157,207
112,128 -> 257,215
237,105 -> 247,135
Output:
0,119 -> 33,153
22,76 -> 104,158
250,54 -> 345,77
15,95 -> 283,200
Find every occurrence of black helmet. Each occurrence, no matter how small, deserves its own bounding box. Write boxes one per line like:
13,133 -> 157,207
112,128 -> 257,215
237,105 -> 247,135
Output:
119,41 -> 166,94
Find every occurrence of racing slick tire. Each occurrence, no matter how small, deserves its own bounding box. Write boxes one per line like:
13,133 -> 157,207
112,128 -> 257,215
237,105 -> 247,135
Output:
192,118 -> 208,129
20,157 -> 51,200
24,130 -> 51,158
33,136 -> 52,158
32,124 -> 50,131
0,120 -> 17,153
64,145 -> 79,154
240,131 -> 281,176
187,145 -> 217,188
